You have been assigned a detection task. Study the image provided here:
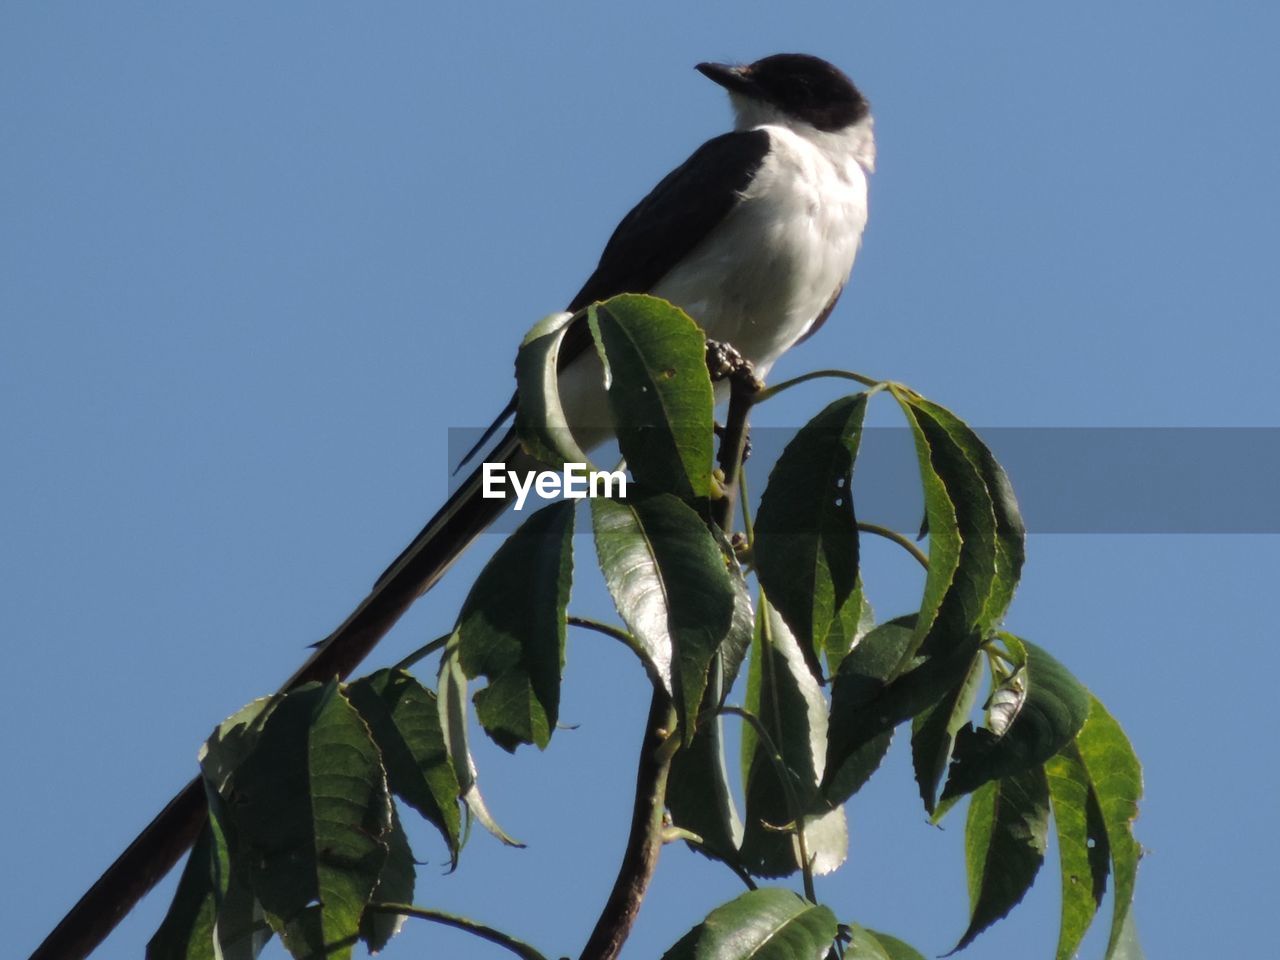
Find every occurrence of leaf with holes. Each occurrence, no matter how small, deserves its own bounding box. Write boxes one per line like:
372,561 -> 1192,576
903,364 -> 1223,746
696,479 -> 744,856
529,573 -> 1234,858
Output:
1046,739 -> 1110,960
589,294 -> 715,500
1074,693 -> 1144,959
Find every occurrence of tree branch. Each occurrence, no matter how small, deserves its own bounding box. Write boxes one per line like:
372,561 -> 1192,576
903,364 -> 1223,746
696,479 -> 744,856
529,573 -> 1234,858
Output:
578,690 -> 678,960
576,347 -> 760,959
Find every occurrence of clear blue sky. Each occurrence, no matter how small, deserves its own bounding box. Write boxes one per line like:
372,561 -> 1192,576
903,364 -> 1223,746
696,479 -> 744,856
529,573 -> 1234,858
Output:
5,4 -> 1277,958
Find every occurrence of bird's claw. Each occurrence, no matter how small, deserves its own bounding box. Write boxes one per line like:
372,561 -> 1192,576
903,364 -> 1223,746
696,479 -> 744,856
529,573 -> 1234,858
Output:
705,339 -> 764,393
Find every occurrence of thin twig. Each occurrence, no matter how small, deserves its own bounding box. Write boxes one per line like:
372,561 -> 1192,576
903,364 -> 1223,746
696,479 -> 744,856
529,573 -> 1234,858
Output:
738,469 -> 756,545
567,616 -> 635,647
369,903 -> 551,960
857,522 -> 931,571
752,368 -> 883,404
392,631 -> 453,672
568,616 -> 668,694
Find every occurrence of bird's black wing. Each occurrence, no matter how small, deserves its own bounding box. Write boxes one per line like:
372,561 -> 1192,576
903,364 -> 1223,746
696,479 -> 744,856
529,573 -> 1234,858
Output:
456,129 -> 771,472
567,128 -> 771,312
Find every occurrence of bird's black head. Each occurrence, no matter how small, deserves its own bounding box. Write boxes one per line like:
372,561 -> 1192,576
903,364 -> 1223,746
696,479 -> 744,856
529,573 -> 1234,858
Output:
696,53 -> 869,132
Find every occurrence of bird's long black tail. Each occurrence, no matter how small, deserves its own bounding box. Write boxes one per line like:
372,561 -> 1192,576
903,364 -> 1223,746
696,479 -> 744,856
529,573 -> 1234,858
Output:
285,425 -> 533,688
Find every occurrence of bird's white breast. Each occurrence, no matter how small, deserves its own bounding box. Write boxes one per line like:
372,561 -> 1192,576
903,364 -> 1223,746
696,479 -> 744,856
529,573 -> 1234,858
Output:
650,122 -> 870,376
558,118 -> 872,449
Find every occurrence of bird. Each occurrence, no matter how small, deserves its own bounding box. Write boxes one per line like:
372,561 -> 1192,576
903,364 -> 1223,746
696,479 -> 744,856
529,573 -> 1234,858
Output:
28,54 -> 877,960
284,52 -> 876,688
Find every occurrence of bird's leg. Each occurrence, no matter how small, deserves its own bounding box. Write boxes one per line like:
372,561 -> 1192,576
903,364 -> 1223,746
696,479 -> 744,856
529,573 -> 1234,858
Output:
705,338 -> 765,392
706,338 -> 761,470
705,339 -> 762,534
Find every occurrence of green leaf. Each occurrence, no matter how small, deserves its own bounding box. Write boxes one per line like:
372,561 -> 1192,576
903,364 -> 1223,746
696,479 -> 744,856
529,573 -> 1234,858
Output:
589,294 -> 715,500
359,807 -> 416,954
437,641 -> 524,848
666,657 -> 744,864
740,604 -> 847,877
514,309 -> 593,467
890,393 -> 961,659
220,681 -> 391,960
210,845 -> 269,960
1045,740 -> 1110,960
941,636 -> 1090,802
456,500 -> 575,751
823,578 -> 873,676
823,617 -> 917,805
819,631 -> 980,804
711,524 -> 756,698
814,383 -> 1028,787
954,764 -> 1050,953
201,782 -> 268,960
199,696 -> 279,797
666,532 -> 754,865
174,697 -> 278,960
346,669 -> 462,862
754,393 -> 867,676
591,492 -> 735,742
661,888 -> 838,960
1074,694 -> 1144,959
892,390 -> 997,664
146,822 -> 222,960
911,651 -> 985,815
1109,907 -> 1145,960
909,398 -> 1024,629
845,924 -> 926,960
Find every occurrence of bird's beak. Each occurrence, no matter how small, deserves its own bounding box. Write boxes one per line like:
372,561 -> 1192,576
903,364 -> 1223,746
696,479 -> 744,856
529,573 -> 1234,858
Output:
696,61 -> 757,97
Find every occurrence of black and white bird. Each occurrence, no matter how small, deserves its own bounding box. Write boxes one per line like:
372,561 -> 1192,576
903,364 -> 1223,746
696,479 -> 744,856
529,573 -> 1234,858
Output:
27,56 -> 878,960
290,52 -> 875,685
